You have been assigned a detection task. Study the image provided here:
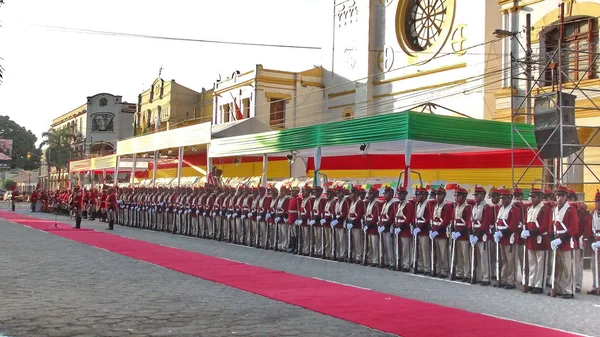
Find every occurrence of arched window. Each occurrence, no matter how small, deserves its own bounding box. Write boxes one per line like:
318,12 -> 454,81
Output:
91,113 -> 115,132
542,16 -> 599,85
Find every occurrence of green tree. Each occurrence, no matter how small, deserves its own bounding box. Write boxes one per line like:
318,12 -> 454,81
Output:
3,178 -> 14,190
39,127 -> 76,182
0,115 -> 41,170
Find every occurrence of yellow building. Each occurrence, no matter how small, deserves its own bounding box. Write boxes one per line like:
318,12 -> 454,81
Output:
134,78 -> 214,135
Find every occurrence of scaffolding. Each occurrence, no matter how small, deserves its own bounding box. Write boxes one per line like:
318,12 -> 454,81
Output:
509,3 -> 600,203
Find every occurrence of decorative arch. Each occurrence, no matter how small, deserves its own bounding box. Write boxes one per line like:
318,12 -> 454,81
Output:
532,2 -> 600,43
89,142 -> 115,156
342,107 -> 355,120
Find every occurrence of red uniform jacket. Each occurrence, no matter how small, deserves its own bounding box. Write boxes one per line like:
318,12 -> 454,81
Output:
550,203 -> 579,251
287,196 -> 299,225
70,191 -> 83,208
347,198 -> 365,228
107,194 -> 117,211
322,198 -> 338,225
495,204 -> 521,246
471,201 -> 494,240
414,200 -> 432,236
431,202 -> 452,238
588,209 -> 600,242
333,197 -> 350,229
364,199 -> 381,235
379,198 -> 398,232
395,199 -> 415,238
311,196 -> 327,225
299,195 -> 315,225
525,202 -> 551,250
453,202 -> 472,241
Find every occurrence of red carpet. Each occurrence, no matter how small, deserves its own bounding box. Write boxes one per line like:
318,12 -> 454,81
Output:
1,211 -> 580,337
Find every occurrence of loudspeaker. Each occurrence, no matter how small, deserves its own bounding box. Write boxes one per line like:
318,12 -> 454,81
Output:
533,91 -> 580,159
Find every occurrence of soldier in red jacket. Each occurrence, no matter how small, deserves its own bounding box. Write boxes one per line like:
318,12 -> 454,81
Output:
429,186 -> 452,277
286,186 -> 300,253
588,190 -> 600,295
549,186 -> 579,299
310,186 -> 326,257
363,187 -> 381,266
347,185 -> 365,263
321,187 -> 337,259
378,187 -> 398,268
30,189 -> 38,212
470,186 -> 495,286
452,186 -> 472,282
520,187 -> 551,294
394,186 -> 414,272
333,187 -> 351,261
106,187 -> 118,230
70,185 -> 84,229
493,188 -> 521,289
297,185 -> 314,255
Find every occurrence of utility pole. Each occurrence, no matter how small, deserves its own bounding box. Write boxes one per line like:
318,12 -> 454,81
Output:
525,14 -> 532,125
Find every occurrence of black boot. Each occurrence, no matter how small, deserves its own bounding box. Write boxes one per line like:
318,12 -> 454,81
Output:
74,217 -> 82,229
286,237 -> 296,253
106,220 -> 114,230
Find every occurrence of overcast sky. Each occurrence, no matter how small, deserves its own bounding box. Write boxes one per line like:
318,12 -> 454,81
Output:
0,0 -> 326,142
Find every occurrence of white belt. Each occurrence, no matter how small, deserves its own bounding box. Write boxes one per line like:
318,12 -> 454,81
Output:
325,212 -> 331,216
556,229 -> 567,234
497,225 -> 508,230
472,221 -> 482,228
595,233 -> 600,237
432,221 -> 442,226
455,221 -> 466,227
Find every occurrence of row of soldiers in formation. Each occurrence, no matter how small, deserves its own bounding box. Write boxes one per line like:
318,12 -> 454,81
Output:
54,182 -> 600,299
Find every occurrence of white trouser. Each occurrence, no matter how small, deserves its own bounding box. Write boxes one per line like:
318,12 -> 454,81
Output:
527,249 -> 547,289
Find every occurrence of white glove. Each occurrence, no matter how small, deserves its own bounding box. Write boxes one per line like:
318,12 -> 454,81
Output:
452,232 -> 461,240
579,236 -> 584,250
413,227 -> 421,236
362,225 -> 368,233
551,238 -> 562,251
429,231 -> 438,240
394,227 -> 401,235
202,212 -> 206,216
521,230 -> 530,239
494,231 -> 503,243
331,220 -> 338,227
226,214 -> 231,219
274,217 -> 281,223
309,220 -> 315,226
257,216 -> 262,221
320,219 -> 326,225
592,241 -> 599,252
470,235 -> 479,246
377,226 -> 385,233
265,213 -> 271,219
295,219 -> 302,226
329,222 -> 336,228
248,212 -> 253,217
233,213 -> 238,217
345,222 -> 353,230
211,212 -> 216,217
196,210 -> 200,215
241,215 -> 246,220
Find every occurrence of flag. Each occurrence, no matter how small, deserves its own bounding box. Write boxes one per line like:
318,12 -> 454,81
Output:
230,93 -> 244,120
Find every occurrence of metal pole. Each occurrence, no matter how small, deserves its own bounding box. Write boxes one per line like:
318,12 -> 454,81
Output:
558,3 -> 565,184
176,147 -> 183,187
130,153 -> 137,185
525,14 -> 533,125
262,154 -> 268,188
314,147 -> 322,187
114,155 -> 120,186
152,150 -> 158,186
510,51 -> 515,189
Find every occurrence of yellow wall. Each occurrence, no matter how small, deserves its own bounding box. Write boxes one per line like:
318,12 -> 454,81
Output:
308,168 -> 543,187
147,160 -> 291,180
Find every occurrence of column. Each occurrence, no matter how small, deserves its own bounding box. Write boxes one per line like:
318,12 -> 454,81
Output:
114,156 -> 120,185
314,147 -> 321,187
176,147 -> 184,187
152,151 -> 158,186
262,154 -> 268,187
130,153 -> 137,185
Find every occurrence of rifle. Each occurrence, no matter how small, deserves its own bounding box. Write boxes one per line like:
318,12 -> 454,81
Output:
297,218 -> 303,255
411,222 -> 419,274
331,220 -> 337,261
362,215 -> 368,266
395,229 -> 401,271
470,227 -> 476,284
449,205 -> 457,281
550,248 -> 557,297
595,249 -> 600,295
522,235 -> 529,293
347,220 -> 353,263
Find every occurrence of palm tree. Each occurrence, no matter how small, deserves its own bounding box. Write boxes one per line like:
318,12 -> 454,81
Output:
39,127 -> 76,188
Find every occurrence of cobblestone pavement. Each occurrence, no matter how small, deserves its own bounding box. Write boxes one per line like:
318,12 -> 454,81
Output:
3,205 -> 599,336
0,206 -> 392,337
